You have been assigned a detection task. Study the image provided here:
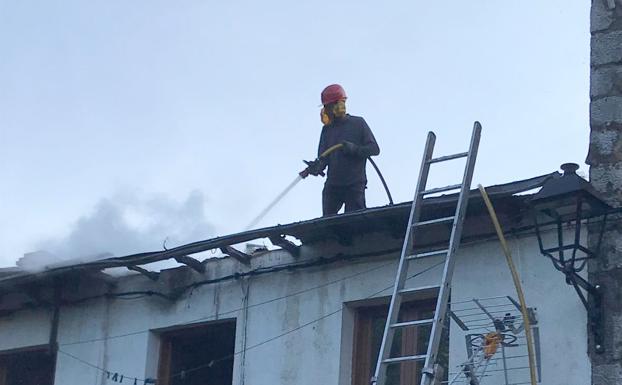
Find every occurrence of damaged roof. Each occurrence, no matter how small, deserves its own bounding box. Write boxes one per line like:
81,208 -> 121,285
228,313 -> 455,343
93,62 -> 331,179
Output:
0,172 -> 559,289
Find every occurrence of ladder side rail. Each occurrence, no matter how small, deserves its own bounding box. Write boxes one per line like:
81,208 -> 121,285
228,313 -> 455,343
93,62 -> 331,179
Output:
420,121 -> 482,385
372,132 -> 437,385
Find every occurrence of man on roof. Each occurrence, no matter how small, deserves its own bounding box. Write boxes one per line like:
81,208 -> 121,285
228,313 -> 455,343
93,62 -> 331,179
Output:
306,84 -> 380,216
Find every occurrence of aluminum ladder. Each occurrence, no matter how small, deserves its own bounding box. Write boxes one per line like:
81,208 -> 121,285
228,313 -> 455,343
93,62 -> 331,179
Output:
371,122 -> 482,385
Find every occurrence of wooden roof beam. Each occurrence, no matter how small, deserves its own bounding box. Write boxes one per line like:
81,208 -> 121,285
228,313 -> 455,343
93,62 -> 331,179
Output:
269,235 -> 301,257
127,266 -> 160,281
174,255 -> 206,273
220,246 -> 251,266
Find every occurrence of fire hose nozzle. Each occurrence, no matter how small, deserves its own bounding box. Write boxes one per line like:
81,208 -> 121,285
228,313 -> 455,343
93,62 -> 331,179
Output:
299,143 -> 344,179
300,160 -> 325,179
299,169 -> 310,178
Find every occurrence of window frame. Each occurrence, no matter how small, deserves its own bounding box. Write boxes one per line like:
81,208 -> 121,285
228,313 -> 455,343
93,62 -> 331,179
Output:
351,299 -> 437,385
0,345 -> 56,385
156,319 -> 237,385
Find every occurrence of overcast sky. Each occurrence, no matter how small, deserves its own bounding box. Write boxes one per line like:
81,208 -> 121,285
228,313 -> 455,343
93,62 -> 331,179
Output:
0,1 -> 590,267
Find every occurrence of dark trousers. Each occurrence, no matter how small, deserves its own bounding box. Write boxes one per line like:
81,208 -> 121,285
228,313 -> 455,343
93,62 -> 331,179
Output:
322,184 -> 366,216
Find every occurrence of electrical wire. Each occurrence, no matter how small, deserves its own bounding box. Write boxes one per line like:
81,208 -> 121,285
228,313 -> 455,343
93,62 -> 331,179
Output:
167,259 -> 446,380
59,256 -> 400,346
58,246 -> 404,312
238,278 -> 250,385
57,349 -> 152,384
0,245 -> 407,320
70,290 -> 174,305
58,260 -> 446,382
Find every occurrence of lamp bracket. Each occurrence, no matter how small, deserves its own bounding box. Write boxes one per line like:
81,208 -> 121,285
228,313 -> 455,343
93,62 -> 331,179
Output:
561,269 -> 604,353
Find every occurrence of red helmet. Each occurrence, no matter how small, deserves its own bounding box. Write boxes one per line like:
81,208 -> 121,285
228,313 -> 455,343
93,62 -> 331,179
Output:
321,84 -> 347,105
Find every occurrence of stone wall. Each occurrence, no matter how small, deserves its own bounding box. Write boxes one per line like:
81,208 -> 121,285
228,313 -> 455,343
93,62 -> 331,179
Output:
587,0 -> 622,384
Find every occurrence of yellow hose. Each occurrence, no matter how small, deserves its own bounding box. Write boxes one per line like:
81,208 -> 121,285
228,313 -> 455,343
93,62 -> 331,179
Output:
478,184 -> 538,385
319,143 -> 344,158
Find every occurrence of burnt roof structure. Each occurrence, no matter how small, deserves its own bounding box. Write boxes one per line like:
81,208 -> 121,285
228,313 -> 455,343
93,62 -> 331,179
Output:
0,172 -> 559,292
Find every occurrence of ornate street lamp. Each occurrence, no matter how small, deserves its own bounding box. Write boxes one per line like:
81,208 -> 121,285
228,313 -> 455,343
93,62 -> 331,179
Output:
530,163 -> 612,353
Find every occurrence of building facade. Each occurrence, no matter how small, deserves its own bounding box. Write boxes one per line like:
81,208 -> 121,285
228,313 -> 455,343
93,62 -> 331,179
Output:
0,173 -> 594,385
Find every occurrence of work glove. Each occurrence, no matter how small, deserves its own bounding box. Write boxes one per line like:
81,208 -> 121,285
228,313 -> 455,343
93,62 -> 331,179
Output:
303,159 -> 325,177
341,141 -> 361,156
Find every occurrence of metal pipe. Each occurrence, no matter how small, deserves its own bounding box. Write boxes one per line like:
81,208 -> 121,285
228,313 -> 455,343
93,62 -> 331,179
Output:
49,284 -> 61,355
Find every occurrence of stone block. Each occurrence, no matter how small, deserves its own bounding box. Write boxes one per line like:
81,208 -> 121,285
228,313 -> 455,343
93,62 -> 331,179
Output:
592,361 -> 622,385
592,30 -> 622,66
592,66 -> 622,99
596,228 -> 622,269
591,0 -> 615,33
587,128 -> 622,167
595,271 -> 622,344
589,163 -> 622,199
591,96 -> 622,126
590,127 -> 621,156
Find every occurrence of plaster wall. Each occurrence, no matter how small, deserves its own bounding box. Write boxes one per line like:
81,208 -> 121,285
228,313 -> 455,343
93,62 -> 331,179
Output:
0,308 -> 52,351
451,229 -> 589,385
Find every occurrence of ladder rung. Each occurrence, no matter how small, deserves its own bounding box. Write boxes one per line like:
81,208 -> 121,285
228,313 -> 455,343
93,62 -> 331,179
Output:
413,216 -> 455,227
391,318 -> 434,329
420,184 -> 462,195
427,152 -> 469,164
399,284 -> 441,295
383,354 -> 427,364
407,249 -> 449,260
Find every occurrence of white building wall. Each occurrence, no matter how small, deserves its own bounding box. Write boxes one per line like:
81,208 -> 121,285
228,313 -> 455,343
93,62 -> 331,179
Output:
0,308 -> 51,351
451,230 -> 590,385
0,230 -> 589,385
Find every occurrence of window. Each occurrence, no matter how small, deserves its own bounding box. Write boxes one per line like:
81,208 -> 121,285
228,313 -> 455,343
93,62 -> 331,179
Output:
157,320 -> 236,385
351,299 -> 447,385
0,347 -> 56,385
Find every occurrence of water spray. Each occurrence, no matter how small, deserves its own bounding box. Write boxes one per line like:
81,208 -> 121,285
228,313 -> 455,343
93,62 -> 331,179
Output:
244,175 -> 304,231
244,143 -> 393,230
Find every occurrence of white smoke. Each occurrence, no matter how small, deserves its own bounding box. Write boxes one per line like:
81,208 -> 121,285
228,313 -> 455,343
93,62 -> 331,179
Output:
23,190 -> 214,271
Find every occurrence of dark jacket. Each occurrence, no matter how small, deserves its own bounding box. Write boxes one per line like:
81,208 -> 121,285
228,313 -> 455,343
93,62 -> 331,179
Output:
317,114 -> 380,186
